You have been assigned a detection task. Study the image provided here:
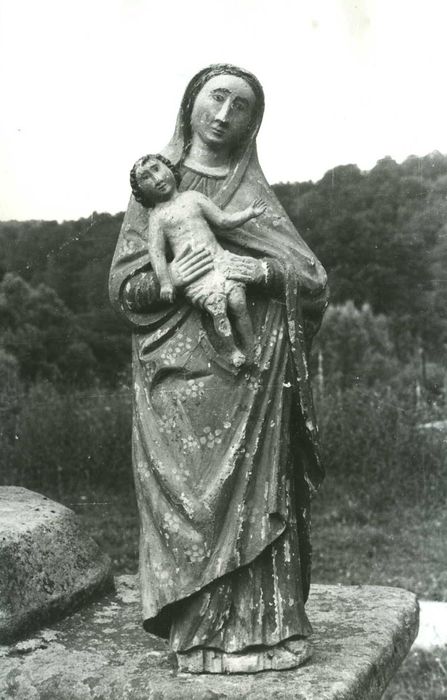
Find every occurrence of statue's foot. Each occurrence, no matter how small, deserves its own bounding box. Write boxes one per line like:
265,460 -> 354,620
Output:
176,637 -> 312,674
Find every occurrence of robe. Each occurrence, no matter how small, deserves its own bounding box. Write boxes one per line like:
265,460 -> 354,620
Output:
110,168 -> 327,652
109,64 -> 328,654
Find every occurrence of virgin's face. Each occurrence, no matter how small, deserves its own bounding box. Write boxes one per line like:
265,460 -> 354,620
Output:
190,74 -> 256,150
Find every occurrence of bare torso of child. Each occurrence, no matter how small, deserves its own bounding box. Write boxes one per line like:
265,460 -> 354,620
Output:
155,191 -> 223,258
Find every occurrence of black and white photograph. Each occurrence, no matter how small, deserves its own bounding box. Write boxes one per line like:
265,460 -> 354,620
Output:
1,1 -> 446,697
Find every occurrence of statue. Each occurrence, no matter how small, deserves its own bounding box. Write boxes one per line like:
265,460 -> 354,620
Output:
109,64 -> 328,674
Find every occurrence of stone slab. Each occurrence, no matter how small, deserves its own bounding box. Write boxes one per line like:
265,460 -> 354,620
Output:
0,487 -> 113,644
0,575 -> 419,699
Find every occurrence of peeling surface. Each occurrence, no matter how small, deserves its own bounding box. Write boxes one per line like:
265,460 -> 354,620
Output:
0,577 -> 419,699
0,487 -> 113,644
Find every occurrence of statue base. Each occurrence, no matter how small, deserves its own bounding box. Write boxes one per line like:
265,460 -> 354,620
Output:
0,576 -> 419,699
176,638 -> 312,674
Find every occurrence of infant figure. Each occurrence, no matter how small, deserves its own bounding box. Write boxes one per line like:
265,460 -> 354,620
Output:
131,154 -> 267,367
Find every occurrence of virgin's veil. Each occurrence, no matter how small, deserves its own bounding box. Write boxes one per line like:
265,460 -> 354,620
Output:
109,64 -> 328,492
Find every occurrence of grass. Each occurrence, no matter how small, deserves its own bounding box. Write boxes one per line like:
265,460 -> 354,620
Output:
384,648 -> 447,699
312,474 -> 447,601
61,487 -> 139,574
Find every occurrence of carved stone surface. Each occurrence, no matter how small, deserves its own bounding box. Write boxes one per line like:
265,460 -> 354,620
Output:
0,576 -> 419,699
0,487 -> 113,643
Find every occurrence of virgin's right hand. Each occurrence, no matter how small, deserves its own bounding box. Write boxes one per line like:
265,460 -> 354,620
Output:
169,245 -> 213,287
225,253 -> 265,284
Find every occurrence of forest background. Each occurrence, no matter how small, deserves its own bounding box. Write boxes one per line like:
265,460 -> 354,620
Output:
1,152 -> 447,697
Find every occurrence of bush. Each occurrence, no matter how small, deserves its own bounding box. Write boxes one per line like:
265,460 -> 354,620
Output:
317,384 -> 447,511
0,350 -> 23,478
0,381 -> 132,496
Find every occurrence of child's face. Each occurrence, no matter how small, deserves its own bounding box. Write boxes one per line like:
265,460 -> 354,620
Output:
135,157 -> 176,203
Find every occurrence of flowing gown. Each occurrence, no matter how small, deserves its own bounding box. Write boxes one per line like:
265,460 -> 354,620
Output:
122,167 -> 324,653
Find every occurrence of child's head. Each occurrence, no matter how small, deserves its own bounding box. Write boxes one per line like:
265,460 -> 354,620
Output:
130,154 -> 181,207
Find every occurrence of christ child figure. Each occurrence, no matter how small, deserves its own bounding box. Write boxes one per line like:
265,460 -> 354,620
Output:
130,154 -> 267,367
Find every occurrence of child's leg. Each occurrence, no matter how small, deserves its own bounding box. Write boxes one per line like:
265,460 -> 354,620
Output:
227,286 -> 258,363
203,293 -> 246,367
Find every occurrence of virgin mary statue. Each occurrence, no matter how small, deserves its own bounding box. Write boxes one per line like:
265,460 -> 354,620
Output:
109,64 -> 328,673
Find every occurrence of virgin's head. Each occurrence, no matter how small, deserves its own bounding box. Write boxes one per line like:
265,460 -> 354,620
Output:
180,65 -> 265,155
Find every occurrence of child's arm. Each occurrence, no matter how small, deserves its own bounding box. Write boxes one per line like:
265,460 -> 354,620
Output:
198,195 -> 267,230
148,213 -> 175,303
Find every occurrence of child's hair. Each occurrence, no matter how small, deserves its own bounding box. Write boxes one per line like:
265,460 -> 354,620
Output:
130,154 -> 181,207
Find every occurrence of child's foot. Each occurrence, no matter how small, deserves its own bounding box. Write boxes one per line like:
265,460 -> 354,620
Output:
230,349 -> 246,368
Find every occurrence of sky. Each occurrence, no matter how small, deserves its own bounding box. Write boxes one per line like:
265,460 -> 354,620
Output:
1,0 -> 447,221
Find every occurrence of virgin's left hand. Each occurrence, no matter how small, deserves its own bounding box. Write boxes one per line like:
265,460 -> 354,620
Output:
225,253 -> 265,284
169,245 -> 214,287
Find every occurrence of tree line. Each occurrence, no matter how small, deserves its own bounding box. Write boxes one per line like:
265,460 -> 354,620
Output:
1,151 -> 447,389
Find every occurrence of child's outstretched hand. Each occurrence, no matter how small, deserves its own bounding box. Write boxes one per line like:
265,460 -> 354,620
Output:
160,283 -> 175,304
250,198 -> 267,218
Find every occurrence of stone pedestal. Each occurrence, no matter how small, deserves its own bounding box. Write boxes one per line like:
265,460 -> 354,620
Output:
0,487 -> 113,643
0,575 -> 419,699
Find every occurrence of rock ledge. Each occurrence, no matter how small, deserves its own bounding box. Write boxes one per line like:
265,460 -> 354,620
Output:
0,487 -> 113,643
0,575 -> 419,699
